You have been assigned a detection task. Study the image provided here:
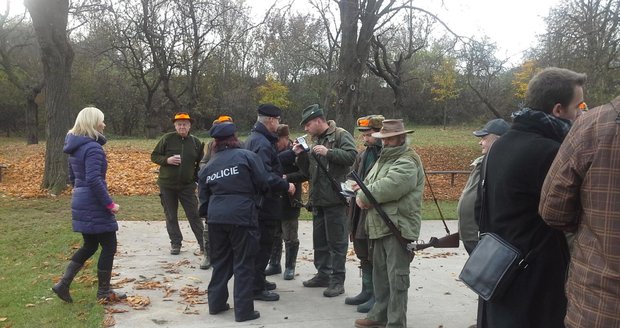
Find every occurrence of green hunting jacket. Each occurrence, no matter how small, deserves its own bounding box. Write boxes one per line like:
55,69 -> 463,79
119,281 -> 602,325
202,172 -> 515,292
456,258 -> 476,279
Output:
297,120 -> 357,207
151,132 -> 205,189
356,144 -> 424,241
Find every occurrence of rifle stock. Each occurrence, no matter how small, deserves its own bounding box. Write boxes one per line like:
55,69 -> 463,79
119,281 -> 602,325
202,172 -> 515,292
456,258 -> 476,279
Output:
414,232 -> 460,251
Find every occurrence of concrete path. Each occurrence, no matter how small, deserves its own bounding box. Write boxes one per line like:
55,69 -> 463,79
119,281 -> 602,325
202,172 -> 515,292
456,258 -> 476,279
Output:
110,220 -> 477,328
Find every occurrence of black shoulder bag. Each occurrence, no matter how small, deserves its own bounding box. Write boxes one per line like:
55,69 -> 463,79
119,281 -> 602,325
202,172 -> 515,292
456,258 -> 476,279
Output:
458,154 -> 550,302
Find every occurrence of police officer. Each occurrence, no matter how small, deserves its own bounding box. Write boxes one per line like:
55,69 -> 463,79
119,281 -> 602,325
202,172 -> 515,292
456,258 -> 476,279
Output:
198,115 -> 235,270
198,122 -> 268,322
345,115 -> 384,313
244,104 -> 295,302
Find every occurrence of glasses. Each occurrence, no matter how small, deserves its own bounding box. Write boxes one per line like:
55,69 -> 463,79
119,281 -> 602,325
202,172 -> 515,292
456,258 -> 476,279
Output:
357,118 -> 370,127
578,102 -> 588,112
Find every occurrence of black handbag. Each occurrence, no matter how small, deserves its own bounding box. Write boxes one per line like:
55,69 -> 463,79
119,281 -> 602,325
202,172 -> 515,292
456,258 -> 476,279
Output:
459,232 -> 525,301
458,153 -> 550,302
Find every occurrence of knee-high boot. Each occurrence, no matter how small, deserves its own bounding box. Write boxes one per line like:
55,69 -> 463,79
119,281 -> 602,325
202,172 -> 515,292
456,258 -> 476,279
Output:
356,265 -> 375,313
283,241 -> 299,280
52,261 -> 83,303
96,270 -> 127,301
345,264 -> 372,305
264,237 -> 282,276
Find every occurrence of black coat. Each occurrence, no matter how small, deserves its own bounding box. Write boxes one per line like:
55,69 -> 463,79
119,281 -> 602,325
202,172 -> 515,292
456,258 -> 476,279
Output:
244,122 -> 289,220
278,146 -> 305,220
476,115 -> 570,328
198,147 -> 269,227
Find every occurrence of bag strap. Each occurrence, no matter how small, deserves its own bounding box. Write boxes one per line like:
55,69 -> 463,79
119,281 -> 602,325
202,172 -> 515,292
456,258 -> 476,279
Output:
479,150 -> 552,269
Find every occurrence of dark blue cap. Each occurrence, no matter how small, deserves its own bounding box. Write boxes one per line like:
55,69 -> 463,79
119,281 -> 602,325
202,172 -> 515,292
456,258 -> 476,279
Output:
209,122 -> 236,138
257,104 -> 282,117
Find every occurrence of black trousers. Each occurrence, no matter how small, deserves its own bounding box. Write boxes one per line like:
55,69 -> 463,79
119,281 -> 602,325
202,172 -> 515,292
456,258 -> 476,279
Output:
253,219 -> 278,293
207,223 -> 258,320
72,231 -> 117,271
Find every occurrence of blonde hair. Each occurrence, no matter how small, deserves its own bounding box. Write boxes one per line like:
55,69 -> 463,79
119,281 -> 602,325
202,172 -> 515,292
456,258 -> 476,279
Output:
68,107 -> 104,140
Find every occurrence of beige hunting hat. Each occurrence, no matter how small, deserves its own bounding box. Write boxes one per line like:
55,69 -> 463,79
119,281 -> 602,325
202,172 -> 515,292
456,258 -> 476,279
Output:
371,119 -> 414,138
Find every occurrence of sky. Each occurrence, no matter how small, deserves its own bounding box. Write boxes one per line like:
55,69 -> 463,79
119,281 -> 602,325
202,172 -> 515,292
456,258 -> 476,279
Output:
250,0 -> 562,65
5,0 -> 561,64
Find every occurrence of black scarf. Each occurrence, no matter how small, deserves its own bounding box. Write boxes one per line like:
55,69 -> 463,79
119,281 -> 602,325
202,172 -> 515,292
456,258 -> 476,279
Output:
511,108 -> 572,143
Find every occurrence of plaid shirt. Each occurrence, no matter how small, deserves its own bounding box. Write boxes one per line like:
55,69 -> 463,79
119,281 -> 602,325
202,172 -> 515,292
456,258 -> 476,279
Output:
540,96 -> 620,328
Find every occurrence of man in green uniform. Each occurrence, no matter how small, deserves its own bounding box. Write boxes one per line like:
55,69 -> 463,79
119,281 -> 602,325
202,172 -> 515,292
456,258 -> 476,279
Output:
353,119 -> 424,328
293,104 -> 357,298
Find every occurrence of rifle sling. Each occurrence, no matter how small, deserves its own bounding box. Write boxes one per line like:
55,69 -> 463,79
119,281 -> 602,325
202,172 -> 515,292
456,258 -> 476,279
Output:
350,171 -> 412,255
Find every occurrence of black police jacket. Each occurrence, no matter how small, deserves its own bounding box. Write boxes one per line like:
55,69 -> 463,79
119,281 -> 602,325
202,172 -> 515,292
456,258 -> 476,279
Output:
244,122 -> 289,220
198,147 -> 269,227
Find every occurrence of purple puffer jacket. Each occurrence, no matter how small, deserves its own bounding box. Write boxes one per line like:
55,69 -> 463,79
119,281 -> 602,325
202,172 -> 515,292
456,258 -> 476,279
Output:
63,133 -> 118,234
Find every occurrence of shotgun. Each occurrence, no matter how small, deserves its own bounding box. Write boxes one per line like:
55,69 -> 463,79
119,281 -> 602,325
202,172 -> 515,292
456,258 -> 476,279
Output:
414,232 -> 460,251
349,171 -> 415,258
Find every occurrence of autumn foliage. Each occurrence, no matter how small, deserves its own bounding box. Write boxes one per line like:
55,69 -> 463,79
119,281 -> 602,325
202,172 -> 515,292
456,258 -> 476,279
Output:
0,142 -> 477,200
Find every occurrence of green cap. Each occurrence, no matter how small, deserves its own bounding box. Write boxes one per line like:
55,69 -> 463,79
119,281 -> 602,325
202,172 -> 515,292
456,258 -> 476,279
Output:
300,104 -> 324,126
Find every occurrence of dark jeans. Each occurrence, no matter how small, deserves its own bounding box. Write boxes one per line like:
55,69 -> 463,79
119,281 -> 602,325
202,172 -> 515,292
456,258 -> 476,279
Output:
313,205 -> 349,283
159,184 -> 204,248
72,231 -> 117,271
208,223 -> 258,320
353,237 -> 373,269
253,219 -> 278,293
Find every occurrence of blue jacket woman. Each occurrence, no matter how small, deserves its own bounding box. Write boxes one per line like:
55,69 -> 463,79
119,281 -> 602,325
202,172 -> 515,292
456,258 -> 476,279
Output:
52,107 -> 125,303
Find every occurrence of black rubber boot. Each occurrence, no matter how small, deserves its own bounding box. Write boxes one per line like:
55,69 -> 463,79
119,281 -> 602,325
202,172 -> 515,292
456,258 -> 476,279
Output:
52,261 -> 82,303
264,238 -> 282,276
345,265 -> 372,305
96,270 -> 127,301
283,241 -> 299,280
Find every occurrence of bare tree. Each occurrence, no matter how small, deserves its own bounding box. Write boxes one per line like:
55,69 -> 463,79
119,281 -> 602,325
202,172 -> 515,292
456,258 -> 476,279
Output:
536,0 -> 620,104
24,0 -> 74,194
459,39 -> 507,118
366,8 -> 431,117
0,8 -> 44,144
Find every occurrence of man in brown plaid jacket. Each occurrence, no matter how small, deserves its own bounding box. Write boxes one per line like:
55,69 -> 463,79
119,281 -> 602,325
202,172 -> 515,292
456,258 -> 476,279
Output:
540,95 -> 620,328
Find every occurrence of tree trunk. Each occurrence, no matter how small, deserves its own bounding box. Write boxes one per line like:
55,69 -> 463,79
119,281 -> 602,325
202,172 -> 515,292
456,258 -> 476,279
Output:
334,0 -> 361,134
25,0 -> 74,195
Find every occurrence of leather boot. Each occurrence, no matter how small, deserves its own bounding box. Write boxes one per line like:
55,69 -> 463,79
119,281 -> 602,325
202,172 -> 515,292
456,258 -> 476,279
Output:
283,241 -> 299,280
303,273 -> 330,287
200,241 -> 211,270
357,264 -> 375,312
354,318 -> 385,328
52,261 -> 82,303
96,270 -> 127,301
264,238 -> 282,276
345,265 -> 372,305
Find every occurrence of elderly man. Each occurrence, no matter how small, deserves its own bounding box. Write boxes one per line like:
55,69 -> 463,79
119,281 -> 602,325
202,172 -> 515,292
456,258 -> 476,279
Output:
151,112 -> 205,256
244,104 -> 295,302
293,104 -> 357,298
458,118 -> 510,255
352,119 -> 424,328
540,96 -> 620,328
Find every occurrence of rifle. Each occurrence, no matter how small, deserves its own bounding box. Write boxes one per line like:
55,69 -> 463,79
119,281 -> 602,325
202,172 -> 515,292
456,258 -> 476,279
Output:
311,152 -> 348,206
414,232 -> 460,251
348,171 -> 415,258
414,170 -> 460,251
